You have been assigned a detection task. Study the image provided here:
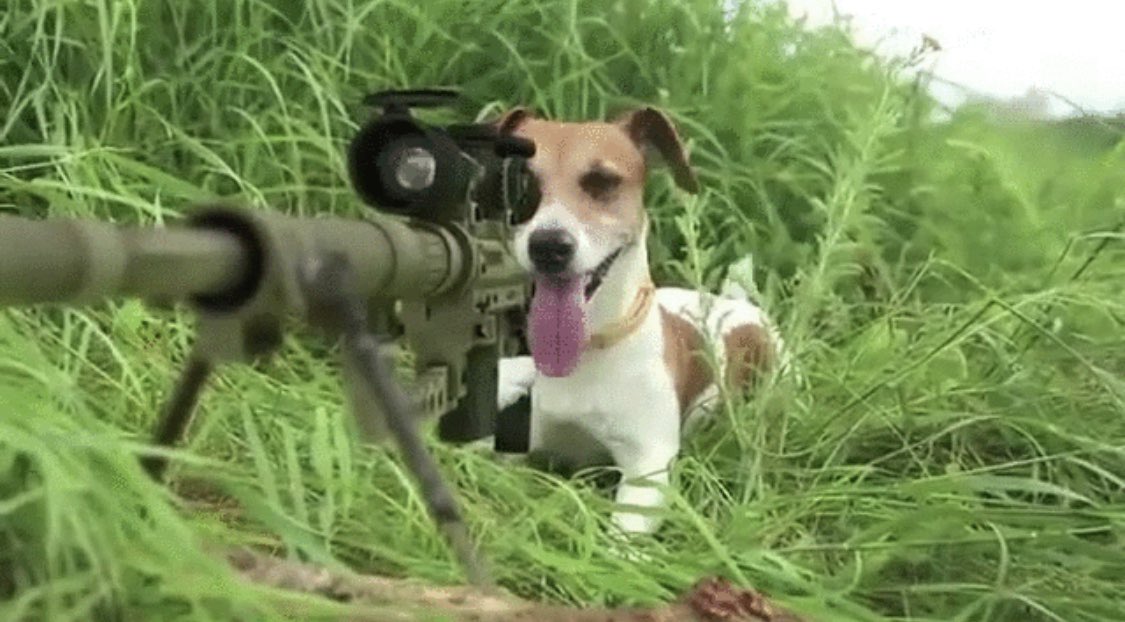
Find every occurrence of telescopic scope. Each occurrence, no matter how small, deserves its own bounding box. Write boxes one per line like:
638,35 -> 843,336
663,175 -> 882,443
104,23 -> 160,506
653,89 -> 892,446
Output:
346,89 -> 539,224
348,115 -> 471,219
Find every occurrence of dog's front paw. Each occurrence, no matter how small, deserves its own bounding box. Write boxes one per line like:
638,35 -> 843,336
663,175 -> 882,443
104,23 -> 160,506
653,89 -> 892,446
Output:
497,356 -> 536,410
610,476 -> 669,538
611,510 -> 661,537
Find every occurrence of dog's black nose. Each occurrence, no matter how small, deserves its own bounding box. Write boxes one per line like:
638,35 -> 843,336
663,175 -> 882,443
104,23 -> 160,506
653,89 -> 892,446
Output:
528,228 -> 576,274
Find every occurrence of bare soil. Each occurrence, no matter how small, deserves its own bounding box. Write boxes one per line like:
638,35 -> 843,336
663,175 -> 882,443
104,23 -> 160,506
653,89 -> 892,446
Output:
227,546 -> 811,622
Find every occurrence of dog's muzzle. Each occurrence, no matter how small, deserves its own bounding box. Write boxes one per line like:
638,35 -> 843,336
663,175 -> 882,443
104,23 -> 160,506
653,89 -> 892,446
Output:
583,245 -> 625,300
527,228 -> 576,275
523,231 -> 633,377
526,227 -> 630,301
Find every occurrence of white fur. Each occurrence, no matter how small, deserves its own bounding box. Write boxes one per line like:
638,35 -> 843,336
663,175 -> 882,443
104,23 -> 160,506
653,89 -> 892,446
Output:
497,237 -> 782,535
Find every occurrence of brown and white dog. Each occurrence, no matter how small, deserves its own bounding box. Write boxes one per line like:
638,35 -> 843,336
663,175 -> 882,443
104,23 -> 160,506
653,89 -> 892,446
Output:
493,106 -> 785,535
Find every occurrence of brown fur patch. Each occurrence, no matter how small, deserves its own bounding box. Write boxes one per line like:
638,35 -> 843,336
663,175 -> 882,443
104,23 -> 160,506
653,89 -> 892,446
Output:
661,313 -> 776,417
659,308 -> 713,418
723,322 -> 775,393
511,119 -> 650,234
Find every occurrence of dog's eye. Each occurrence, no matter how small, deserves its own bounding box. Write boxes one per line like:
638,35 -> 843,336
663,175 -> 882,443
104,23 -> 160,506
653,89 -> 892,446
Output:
579,169 -> 622,199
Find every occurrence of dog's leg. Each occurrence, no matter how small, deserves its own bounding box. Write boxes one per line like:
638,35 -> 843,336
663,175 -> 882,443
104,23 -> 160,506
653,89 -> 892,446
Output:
462,356 -> 537,456
606,426 -> 679,536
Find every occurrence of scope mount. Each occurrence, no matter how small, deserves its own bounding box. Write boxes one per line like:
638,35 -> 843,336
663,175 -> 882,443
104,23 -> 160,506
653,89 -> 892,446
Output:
362,88 -> 461,114
361,88 -> 536,160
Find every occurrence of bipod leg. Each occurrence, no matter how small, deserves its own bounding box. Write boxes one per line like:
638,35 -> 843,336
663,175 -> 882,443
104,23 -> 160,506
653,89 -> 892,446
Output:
299,252 -> 493,590
140,355 -> 213,482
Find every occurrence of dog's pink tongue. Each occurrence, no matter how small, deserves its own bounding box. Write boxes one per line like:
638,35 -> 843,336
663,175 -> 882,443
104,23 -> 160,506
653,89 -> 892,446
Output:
528,275 -> 586,377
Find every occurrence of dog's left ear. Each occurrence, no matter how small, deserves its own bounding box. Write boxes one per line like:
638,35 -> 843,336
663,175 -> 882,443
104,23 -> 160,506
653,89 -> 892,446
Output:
616,107 -> 700,194
494,106 -> 535,134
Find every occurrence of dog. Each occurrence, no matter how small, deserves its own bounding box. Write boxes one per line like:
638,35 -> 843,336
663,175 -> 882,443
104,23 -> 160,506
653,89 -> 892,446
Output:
492,105 -> 785,536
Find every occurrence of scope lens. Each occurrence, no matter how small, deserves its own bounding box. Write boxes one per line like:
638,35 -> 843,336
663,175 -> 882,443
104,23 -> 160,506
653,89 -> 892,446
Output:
505,157 -> 541,225
393,146 -> 437,191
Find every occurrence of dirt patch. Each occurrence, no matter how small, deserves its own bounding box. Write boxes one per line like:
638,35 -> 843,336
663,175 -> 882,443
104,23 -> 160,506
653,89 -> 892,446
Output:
226,547 -> 811,622
174,476 -> 811,621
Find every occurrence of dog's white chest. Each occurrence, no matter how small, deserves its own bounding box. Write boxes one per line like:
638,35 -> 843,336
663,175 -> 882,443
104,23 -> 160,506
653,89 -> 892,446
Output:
525,314 -> 683,463
533,349 -> 668,421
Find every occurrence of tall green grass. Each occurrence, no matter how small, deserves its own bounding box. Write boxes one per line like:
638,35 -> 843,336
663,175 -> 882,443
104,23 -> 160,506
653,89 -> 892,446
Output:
1,0 -> 1123,620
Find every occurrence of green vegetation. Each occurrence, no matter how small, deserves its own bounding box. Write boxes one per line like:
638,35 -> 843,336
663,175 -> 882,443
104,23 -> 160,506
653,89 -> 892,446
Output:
1,0 -> 1122,620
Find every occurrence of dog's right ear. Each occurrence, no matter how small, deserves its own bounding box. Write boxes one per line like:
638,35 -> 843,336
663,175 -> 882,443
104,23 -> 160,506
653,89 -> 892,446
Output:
615,107 -> 700,194
494,106 -> 535,134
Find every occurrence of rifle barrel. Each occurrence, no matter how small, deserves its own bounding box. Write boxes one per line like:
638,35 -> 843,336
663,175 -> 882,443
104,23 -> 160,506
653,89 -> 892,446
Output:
0,215 -> 248,306
0,207 -> 466,311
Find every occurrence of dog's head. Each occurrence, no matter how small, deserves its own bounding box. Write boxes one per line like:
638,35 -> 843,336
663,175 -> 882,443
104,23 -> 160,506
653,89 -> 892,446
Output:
495,106 -> 699,376
498,107 -> 699,287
